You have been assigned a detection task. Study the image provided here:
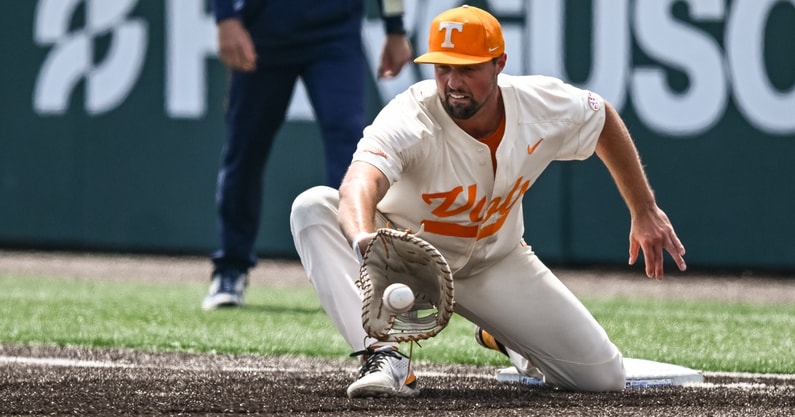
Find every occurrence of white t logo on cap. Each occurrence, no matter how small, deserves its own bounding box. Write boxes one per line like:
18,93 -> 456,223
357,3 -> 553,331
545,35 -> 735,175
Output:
438,21 -> 464,48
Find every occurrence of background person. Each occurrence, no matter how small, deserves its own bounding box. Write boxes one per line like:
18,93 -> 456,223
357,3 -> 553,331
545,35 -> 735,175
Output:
203,0 -> 413,310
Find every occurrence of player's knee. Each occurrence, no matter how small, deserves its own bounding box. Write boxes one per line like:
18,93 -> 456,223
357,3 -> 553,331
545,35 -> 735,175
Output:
577,355 -> 626,392
547,352 -> 626,392
290,186 -> 339,232
598,359 -> 626,391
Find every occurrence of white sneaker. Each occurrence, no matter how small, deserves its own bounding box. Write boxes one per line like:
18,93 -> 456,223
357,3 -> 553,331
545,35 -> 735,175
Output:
347,346 -> 419,398
201,270 -> 248,310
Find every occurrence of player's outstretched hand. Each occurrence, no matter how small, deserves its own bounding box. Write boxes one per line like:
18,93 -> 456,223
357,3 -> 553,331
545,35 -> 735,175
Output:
628,206 -> 687,280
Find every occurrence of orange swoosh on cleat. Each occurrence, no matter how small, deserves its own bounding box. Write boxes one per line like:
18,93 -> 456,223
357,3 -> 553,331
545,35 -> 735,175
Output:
527,138 -> 544,155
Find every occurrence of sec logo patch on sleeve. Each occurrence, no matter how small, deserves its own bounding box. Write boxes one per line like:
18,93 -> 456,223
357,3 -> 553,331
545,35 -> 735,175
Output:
587,92 -> 601,111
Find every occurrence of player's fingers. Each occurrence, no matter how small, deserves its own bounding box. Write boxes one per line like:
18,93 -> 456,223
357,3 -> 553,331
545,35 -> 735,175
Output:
652,252 -> 664,280
641,241 -> 662,280
666,234 -> 687,272
673,252 -> 687,271
628,238 -> 640,266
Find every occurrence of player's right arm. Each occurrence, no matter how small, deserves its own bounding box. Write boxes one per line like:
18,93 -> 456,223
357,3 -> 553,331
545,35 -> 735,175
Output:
338,161 -> 391,254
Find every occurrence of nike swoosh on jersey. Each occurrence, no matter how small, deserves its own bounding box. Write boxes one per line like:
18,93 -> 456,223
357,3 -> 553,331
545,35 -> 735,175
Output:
527,138 -> 544,155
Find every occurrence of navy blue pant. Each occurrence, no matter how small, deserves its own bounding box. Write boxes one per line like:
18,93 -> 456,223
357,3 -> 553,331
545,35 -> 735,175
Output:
212,35 -> 366,272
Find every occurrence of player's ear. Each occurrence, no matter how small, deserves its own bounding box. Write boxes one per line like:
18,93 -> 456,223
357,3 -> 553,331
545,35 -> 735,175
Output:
494,53 -> 507,73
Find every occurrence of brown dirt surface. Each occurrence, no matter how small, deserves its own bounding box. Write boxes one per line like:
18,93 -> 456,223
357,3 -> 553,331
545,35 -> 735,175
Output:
1,250 -> 794,416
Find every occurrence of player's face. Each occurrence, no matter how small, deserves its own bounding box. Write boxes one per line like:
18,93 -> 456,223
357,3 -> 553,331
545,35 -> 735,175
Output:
434,57 -> 503,120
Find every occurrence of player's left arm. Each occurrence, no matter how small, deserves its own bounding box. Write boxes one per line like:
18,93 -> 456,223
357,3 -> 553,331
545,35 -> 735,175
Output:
594,101 -> 687,280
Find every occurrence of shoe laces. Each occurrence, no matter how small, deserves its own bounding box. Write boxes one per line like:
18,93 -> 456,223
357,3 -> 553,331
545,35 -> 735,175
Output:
350,346 -> 405,378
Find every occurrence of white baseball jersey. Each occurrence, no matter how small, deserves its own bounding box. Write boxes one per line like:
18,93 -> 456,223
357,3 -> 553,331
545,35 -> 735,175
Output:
291,73 -> 625,390
352,73 -> 606,273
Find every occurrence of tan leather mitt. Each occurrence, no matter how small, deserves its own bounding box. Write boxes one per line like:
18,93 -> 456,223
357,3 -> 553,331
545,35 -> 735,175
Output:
357,228 -> 455,343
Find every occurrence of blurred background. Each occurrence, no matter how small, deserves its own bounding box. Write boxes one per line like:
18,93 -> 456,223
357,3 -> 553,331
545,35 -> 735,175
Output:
1,0 -> 793,271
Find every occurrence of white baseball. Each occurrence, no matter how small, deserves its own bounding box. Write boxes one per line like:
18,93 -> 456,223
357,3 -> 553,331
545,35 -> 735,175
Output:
382,283 -> 415,313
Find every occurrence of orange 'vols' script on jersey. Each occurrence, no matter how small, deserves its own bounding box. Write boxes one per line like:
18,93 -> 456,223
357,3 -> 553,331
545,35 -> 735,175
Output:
421,177 -> 531,239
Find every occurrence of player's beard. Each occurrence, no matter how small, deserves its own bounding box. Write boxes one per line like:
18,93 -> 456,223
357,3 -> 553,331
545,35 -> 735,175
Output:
441,79 -> 500,120
441,89 -> 482,120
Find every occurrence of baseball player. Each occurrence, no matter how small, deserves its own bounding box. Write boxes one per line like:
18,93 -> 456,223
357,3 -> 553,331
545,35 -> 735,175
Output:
290,5 -> 687,398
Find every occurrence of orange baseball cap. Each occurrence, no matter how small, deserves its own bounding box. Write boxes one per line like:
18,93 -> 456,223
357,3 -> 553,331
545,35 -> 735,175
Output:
414,5 -> 505,65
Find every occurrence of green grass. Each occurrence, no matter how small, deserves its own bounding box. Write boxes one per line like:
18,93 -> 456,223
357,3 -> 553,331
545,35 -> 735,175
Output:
588,298 -> 795,374
1,275 -> 793,374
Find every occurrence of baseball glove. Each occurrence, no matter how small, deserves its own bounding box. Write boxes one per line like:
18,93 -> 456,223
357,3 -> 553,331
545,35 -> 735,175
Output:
357,228 -> 455,343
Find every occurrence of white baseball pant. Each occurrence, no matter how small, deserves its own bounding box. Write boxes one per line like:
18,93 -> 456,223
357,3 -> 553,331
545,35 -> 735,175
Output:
290,185 -> 626,391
